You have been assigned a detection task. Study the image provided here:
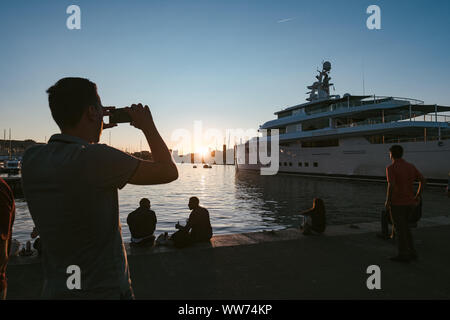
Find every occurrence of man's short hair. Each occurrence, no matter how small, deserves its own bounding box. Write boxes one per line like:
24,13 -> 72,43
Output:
389,145 -> 403,159
46,77 -> 100,130
189,197 -> 199,205
139,198 -> 150,207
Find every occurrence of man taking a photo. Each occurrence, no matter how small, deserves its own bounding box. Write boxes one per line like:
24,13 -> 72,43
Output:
22,77 -> 178,299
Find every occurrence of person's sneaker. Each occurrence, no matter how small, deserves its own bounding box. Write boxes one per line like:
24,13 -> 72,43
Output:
390,255 -> 411,263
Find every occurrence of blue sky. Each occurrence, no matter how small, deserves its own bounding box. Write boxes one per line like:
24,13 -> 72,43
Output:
1,0 -> 449,152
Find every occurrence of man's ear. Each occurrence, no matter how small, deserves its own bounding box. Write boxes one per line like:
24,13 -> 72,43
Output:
86,105 -> 101,121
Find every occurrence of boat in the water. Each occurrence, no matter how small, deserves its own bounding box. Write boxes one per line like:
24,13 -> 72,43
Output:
236,61 -> 450,183
2,159 -> 21,175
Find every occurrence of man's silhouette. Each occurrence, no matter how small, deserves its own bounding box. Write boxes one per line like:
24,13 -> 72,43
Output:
22,77 -> 178,299
385,145 -> 425,263
127,198 -> 157,246
174,197 -> 212,247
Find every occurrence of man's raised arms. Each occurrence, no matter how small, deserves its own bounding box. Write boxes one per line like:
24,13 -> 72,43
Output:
125,104 -> 178,185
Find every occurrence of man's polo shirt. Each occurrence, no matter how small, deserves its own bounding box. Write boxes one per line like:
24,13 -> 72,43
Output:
22,133 -> 139,299
386,158 -> 423,206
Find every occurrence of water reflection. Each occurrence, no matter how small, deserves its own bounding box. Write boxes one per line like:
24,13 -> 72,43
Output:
235,169 -> 449,226
12,164 -> 449,244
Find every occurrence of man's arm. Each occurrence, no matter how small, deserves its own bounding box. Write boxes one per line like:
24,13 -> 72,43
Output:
385,182 -> 393,209
299,208 -> 313,216
0,239 -> 8,300
175,220 -> 191,232
414,168 -> 426,200
126,104 -> 178,185
176,212 -> 194,231
385,168 -> 393,209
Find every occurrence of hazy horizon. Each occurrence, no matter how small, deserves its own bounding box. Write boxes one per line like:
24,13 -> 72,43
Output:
1,0 -> 450,152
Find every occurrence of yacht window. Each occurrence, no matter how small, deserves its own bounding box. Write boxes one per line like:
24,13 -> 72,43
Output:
304,162 -> 309,167
298,162 -> 302,167
313,162 -> 318,167
302,139 -> 339,148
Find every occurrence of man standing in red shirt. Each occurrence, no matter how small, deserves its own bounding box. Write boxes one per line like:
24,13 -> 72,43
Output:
385,145 -> 425,263
0,177 -> 16,299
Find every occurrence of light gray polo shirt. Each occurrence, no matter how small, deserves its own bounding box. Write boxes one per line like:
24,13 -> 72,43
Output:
22,133 -> 140,299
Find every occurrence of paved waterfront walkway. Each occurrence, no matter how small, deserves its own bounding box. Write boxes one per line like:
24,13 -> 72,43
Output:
7,215 -> 450,299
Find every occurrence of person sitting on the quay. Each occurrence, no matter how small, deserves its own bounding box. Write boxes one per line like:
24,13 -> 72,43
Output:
299,198 -> 326,235
0,177 -> 16,300
385,145 -> 425,263
21,77 -> 178,299
171,197 -> 213,248
127,198 -> 157,247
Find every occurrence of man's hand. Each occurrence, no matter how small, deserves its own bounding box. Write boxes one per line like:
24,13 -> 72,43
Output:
102,106 -> 118,130
126,103 -> 155,131
384,200 -> 391,211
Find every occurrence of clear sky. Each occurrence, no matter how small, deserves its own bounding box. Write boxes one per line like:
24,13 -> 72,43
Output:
1,0 -> 449,152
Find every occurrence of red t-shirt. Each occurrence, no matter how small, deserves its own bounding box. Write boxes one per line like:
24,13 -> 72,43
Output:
386,159 -> 423,206
0,178 -> 15,242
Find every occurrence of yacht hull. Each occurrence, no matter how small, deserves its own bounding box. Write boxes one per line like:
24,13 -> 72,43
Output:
236,138 -> 450,183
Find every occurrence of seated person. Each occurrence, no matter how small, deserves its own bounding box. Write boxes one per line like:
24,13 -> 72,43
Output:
299,198 -> 326,235
127,198 -> 157,247
171,197 -> 212,248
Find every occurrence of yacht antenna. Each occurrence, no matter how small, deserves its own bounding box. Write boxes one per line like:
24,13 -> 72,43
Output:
362,58 -> 366,95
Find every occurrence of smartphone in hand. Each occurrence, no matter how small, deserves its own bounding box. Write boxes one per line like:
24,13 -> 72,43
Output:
109,108 -> 132,124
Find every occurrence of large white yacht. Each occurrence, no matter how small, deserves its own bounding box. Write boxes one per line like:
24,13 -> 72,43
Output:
236,62 -> 450,183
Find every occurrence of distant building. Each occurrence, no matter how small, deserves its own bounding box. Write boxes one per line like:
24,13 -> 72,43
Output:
0,139 -> 43,158
131,151 -> 153,161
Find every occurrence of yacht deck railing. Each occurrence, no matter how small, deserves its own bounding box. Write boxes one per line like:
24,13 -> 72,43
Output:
335,113 -> 450,129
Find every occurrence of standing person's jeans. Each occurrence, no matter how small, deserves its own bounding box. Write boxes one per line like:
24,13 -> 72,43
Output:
380,209 -> 392,237
390,205 -> 416,257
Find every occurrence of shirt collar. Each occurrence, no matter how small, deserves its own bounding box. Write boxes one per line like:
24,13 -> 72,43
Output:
48,133 -> 89,146
393,158 -> 405,164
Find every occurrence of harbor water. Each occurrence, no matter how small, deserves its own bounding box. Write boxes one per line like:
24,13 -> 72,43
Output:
11,164 -> 449,244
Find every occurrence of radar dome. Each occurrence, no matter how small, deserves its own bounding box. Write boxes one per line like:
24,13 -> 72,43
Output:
323,61 -> 331,71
